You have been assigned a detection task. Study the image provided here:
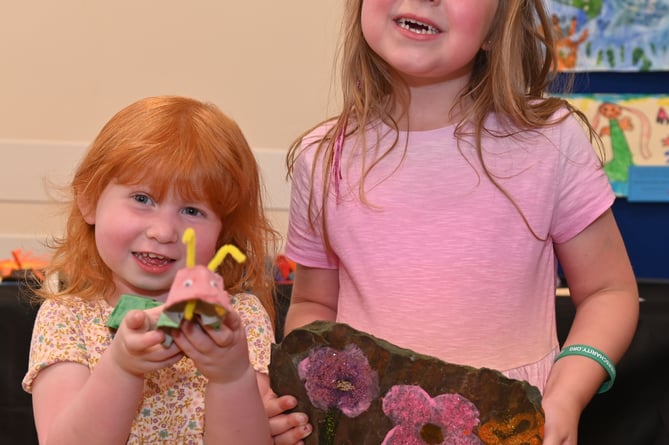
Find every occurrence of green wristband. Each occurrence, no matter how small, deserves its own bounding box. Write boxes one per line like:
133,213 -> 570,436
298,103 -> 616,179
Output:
554,344 -> 616,394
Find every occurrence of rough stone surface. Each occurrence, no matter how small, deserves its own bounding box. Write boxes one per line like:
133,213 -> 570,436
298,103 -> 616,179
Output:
270,321 -> 544,444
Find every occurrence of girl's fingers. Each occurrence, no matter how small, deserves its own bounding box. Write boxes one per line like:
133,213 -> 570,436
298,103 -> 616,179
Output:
270,413 -> 311,445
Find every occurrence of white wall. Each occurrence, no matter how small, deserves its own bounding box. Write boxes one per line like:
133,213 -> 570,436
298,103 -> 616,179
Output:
0,1 -> 343,256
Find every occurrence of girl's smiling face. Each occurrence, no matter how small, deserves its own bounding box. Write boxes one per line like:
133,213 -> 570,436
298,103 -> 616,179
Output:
360,0 -> 498,85
81,181 -> 222,303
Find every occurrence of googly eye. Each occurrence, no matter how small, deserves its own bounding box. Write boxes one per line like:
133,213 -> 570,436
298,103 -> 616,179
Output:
183,279 -> 193,288
210,279 -> 219,288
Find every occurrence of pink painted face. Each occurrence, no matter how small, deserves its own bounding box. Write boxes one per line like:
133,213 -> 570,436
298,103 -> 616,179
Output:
166,265 -> 230,309
599,103 -> 622,119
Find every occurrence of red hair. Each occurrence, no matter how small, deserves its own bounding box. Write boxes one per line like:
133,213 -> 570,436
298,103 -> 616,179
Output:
41,96 -> 278,321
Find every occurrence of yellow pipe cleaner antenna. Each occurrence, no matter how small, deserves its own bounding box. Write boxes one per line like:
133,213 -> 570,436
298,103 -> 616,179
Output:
208,245 -> 246,271
183,228 -> 196,267
182,228 -> 197,320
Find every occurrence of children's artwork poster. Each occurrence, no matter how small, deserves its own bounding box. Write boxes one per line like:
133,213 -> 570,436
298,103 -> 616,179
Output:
563,94 -> 669,196
550,0 -> 669,71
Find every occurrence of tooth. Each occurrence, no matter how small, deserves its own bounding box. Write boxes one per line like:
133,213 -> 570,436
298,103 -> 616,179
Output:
398,18 -> 438,34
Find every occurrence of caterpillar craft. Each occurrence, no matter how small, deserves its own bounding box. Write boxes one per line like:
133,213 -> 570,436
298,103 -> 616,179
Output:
106,228 -> 246,346
156,228 -> 246,345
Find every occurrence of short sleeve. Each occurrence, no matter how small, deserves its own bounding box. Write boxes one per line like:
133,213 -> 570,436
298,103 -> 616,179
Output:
22,299 -> 97,392
285,138 -> 338,268
231,293 -> 275,374
551,114 -> 615,243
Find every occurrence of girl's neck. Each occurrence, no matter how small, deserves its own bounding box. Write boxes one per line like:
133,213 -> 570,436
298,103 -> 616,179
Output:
393,75 -> 470,131
107,284 -> 169,307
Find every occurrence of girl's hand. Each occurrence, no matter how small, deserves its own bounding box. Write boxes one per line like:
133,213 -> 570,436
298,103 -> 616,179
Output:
541,393 -> 581,445
172,309 -> 251,384
264,391 -> 312,445
110,307 -> 184,377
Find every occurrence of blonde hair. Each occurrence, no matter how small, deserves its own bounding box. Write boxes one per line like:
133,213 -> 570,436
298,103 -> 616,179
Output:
287,0 -> 597,243
41,96 -> 278,321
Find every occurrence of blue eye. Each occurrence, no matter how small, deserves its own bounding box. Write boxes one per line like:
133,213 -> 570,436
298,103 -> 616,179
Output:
133,194 -> 154,205
183,207 -> 203,217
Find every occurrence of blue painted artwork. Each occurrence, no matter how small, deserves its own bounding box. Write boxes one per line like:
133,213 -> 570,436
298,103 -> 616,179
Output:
550,0 -> 669,71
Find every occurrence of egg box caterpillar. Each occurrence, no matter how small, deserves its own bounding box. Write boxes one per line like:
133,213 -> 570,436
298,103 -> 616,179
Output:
156,228 -> 246,345
106,228 -> 246,346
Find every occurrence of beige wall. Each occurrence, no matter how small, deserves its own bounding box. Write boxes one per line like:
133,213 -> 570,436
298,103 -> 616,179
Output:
0,1 -> 342,256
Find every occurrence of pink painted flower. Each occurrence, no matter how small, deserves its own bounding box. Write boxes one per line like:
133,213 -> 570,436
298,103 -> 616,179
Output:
297,343 -> 379,418
382,385 -> 481,445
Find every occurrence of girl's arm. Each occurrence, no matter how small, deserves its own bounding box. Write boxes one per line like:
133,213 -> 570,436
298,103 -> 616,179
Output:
202,367 -> 272,444
194,338 -> 311,445
174,310 -> 273,444
284,265 -> 339,334
543,209 -> 639,443
31,309 -> 182,445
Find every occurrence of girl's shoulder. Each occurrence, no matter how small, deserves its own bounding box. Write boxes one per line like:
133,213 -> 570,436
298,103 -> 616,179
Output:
230,292 -> 274,371
489,101 -> 586,137
546,105 -> 594,142
37,296 -> 112,326
537,99 -> 587,132
39,294 -> 109,312
299,118 -> 338,148
230,292 -> 271,320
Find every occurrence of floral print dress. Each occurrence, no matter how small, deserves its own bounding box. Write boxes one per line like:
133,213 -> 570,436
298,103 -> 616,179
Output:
22,293 -> 274,444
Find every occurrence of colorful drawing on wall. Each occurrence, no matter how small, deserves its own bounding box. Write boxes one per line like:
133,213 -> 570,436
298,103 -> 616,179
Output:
562,94 -> 669,195
550,0 -> 669,71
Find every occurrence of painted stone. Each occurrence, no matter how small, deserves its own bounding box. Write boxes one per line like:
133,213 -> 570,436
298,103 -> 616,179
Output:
270,321 -> 544,445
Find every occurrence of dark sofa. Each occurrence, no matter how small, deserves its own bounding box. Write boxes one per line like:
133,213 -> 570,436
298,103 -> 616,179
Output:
555,282 -> 669,444
0,280 -> 39,445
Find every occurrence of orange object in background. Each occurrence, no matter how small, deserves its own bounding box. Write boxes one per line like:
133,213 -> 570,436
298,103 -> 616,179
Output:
274,254 -> 296,284
0,249 -> 49,280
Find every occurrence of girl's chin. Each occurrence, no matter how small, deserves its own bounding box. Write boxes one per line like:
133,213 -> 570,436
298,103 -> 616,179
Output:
119,280 -> 172,300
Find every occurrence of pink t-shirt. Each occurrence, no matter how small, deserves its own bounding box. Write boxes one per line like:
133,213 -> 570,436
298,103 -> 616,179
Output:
285,111 -> 614,391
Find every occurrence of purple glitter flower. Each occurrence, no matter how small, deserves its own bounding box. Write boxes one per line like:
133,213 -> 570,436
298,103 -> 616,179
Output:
381,385 -> 481,445
298,344 -> 379,418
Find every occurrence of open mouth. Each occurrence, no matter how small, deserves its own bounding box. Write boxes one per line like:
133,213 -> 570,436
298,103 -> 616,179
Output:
134,252 -> 175,267
396,18 -> 441,35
